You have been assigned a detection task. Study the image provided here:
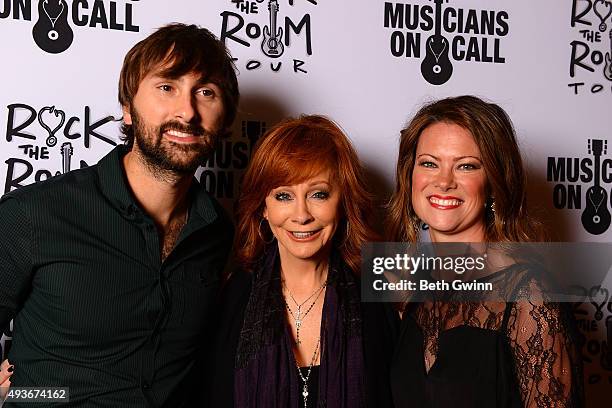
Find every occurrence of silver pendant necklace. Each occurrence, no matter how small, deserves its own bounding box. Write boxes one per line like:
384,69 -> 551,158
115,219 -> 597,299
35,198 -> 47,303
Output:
283,279 -> 326,346
295,337 -> 320,408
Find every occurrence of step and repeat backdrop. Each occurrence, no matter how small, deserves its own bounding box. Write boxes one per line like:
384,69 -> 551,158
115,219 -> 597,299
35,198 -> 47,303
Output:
1,0 -> 612,405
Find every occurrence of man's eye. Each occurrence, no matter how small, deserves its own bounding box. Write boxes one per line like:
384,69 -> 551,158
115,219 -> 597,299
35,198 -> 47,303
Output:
274,192 -> 291,201
197,88 -> 214,97
311,191 -> 330,200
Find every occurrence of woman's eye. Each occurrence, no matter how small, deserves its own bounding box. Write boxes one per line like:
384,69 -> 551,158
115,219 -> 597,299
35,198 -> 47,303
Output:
311,191 -> 330,200
419,161 -> 436,168
159,84 -> 172,92
274,192 -> 291,201
458,163 -> 479,170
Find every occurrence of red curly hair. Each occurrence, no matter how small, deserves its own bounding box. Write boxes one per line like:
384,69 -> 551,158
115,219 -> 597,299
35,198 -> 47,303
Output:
235,115 -> 377,273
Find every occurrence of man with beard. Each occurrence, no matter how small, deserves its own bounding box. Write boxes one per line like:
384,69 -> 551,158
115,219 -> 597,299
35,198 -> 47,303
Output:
0,24 -> 239,407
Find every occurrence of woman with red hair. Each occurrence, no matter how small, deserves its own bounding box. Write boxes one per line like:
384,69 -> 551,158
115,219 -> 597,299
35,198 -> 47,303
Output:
209,115 -> 397,408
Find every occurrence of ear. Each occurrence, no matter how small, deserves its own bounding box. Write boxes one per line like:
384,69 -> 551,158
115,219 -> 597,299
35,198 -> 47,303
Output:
262,206 -> 268,220
122,105 -> 132,125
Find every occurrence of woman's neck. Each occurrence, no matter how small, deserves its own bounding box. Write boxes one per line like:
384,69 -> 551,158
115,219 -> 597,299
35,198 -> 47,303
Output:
428,224 -> 486,243
279,250 -> 328,298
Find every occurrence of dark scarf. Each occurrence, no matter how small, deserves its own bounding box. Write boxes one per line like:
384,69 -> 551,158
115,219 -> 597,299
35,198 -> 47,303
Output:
234,245 -> 365,408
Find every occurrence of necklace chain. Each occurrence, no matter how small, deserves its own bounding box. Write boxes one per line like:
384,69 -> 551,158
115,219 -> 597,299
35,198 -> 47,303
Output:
295,337 -> 320,408
283,280 -> 326,346
285,279 -> 325,309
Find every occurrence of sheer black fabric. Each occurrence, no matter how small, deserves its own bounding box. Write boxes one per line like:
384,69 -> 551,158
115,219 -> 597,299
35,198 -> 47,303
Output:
391,264 -> 584,408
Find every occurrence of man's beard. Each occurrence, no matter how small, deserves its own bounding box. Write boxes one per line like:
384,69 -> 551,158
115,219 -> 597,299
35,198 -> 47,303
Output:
131,108 -> 218,177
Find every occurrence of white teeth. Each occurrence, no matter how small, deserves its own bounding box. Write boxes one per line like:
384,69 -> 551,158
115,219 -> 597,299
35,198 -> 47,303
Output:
291,231 -> 317,238
429,197 -> 462,206
166,130 -> 193,138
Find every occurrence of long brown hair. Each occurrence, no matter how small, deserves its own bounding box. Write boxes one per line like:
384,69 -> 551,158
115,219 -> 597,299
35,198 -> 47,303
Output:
388,95 -> 544,243
236,115 -> 377,273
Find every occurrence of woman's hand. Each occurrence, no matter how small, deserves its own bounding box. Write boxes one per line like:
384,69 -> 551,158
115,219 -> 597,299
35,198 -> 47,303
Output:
0,359 -> 13,400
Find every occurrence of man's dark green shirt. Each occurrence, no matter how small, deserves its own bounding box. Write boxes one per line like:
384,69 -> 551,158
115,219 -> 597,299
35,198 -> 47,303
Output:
0,146 -> 233,407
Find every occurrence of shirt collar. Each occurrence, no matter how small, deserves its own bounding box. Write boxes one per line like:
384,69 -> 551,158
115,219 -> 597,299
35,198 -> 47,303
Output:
97,145 -> 137,215
96,145 -> 219,228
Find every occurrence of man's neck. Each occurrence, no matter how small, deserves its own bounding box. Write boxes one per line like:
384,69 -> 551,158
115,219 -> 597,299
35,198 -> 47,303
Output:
123,150 -> 193,228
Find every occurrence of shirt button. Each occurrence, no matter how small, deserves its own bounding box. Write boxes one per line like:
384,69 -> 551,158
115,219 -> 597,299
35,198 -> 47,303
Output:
143,382 -> 150,389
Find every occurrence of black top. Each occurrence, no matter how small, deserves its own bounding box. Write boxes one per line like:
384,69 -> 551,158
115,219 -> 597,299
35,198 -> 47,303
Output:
392,313 -> 522,408
207,269 -> 398,407
390,266 -> 584,408
0,145 -> 233,407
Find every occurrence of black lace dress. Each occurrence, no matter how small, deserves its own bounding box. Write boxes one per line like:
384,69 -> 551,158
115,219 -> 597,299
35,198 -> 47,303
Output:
390,265 -> 584,408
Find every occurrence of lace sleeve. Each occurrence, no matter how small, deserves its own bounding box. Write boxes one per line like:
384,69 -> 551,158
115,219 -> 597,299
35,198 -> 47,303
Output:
505,293 -> 584,408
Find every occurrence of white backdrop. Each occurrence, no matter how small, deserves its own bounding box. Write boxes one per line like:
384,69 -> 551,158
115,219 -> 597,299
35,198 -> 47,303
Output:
1,1 -> 611,405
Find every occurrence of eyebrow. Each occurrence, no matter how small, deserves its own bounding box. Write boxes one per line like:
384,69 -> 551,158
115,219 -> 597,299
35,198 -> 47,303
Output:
417,153 -> 482,162
274,180 -> 331,189
148,74 -> 180,83
307,182 -> 331,189
148,73 -> 216,86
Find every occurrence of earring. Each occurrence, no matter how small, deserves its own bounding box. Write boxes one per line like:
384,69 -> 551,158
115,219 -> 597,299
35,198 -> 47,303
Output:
410,214 -> 421,232
258,218 -> 275,245
486,197 -> 496,216
339,220 -> 350,247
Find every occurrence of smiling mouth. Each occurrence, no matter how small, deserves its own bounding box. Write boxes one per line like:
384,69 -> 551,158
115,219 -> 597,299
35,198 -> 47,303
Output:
288,230 -> 322,240
166,129 -> 198,138
428,196 -> 463,209
163,129 -> 205,145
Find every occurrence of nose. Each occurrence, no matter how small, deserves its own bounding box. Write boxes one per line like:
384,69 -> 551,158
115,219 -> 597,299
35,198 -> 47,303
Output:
292,197 -> 314,225
174,92 -> 197,123
434,166 -> 456,191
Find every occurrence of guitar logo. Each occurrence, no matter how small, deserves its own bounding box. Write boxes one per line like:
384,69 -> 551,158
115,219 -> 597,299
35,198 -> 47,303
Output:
261,0 -> 284,58
421,0 -> 453,85
581,139 -> 611,235
604,30 -> 612,82
60,142 -> 73,174
32,0 -> 74,54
